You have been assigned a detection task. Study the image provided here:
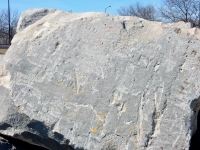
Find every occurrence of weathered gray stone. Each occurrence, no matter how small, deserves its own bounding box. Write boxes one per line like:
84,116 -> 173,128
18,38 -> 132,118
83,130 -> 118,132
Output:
1,9 -> 200,150
17,9 -> 56,32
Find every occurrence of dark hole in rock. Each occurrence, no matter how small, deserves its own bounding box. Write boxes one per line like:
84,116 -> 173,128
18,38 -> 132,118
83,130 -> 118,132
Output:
190,109 -> 200,150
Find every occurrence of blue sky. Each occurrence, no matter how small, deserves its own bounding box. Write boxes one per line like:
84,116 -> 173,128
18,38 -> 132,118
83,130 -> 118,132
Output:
1,0 -> 162,15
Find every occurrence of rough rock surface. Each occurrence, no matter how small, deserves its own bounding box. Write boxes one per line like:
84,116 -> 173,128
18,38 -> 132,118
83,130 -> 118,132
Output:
17,9 -> 56,32
1,9 -> 200,150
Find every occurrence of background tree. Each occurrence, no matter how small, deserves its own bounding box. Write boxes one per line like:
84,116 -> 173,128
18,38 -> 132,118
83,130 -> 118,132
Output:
117,3 -> 159,21
0,10 -> 19,45
160,0 -> 199,25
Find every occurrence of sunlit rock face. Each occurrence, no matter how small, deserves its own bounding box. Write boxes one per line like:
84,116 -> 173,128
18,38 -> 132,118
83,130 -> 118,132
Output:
1,8 -> 200,150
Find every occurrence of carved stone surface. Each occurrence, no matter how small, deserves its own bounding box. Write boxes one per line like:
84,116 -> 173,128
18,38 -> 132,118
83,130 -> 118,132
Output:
1,9 -> 200,150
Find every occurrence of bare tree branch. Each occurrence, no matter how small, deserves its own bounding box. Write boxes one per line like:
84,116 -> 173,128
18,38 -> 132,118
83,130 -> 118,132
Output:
0,9 -> 19,44
160,0 -> 199,26
117,3 -> 160,21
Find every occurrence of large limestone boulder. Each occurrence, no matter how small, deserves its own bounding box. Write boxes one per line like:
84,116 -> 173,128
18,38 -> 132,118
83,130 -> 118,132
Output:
1,9 -> 200,149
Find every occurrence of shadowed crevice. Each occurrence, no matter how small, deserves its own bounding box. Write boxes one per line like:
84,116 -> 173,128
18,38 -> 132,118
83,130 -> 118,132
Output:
0,133 -> 49,150
18,131 -> 73,150
190,109 -> 200,150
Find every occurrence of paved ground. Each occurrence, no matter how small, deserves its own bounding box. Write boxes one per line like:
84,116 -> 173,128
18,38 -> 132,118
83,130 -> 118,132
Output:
0,49 -> 7,54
